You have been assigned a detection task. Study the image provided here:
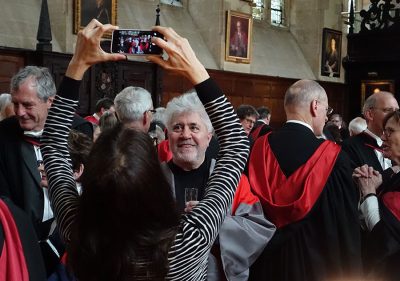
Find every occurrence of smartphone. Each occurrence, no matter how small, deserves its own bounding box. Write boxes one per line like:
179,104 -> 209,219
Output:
111,29 -> 163,55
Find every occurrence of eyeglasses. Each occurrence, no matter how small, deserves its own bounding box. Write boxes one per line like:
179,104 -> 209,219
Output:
244,118 -> 256,126
316,100 -> 333,115
372,107 -> 399,114
383,127 -> 400,137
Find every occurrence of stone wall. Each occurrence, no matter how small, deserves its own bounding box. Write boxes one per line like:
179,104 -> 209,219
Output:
0,0 -> 346,82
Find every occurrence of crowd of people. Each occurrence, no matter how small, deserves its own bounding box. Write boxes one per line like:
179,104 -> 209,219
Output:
0,19 -> 399,281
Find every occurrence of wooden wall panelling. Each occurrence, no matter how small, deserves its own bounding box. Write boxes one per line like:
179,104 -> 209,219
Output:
160,68 -> 348,129
0,52 -> 25,93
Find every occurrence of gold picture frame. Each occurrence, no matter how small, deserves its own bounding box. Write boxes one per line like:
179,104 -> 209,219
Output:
321,28 -> 342,78
361,80 -> 395,110
74,0 -> 117,36
225,10 -> 253,64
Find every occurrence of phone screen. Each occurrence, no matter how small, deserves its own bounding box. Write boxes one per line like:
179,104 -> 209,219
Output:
111,30 -> 163,55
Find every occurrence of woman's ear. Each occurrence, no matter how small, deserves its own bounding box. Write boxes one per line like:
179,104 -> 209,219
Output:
73,164 -> 85,181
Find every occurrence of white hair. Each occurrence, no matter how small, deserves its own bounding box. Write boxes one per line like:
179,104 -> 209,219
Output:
164,90 -> 213,133
348,117 -> 367,136
0,93 -> 12,121
114,87 -> 153,122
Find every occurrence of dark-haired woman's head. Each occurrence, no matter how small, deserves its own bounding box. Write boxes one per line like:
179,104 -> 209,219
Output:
69,123 -> 179,281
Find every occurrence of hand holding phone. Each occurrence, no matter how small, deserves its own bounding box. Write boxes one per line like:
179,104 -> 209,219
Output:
111,29 -> 163,56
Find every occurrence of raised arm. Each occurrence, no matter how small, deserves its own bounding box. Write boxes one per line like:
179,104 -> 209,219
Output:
149,27 -> 250,247
41,20 -> 125,241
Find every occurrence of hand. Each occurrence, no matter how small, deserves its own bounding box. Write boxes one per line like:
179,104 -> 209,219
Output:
66,19 -> 126,80
353,165 -> 382,196
184,200 -> 199,213
147,26 -> 209,85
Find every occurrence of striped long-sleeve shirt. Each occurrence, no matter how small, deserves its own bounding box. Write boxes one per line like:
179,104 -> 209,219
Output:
41,77 -> 249,281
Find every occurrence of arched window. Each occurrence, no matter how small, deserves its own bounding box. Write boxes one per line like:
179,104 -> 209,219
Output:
271,0 -> 285,26
252,0 -> 265,20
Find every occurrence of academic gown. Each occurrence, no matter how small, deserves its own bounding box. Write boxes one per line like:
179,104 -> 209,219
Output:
0,197 -> 46,281
248,123 -> 362,281
363,173 -> 400,281
342,132 -> 384,172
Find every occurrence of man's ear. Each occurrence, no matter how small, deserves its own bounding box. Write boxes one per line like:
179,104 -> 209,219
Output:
143,111 -> 150,127
310,100 -> 318,117
363,109 -> 373,122
47,96 -> 55,108
207,132 -> 212,145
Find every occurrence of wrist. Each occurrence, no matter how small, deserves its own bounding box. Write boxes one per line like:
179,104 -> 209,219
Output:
65,59 -> 90,81
360,192 -> 377,204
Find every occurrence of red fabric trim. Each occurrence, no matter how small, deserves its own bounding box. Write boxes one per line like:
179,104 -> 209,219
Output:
382,191 -> 400,221
0,200 -> 29,281
158,140 -> 173,162
249,134 -> 341,228
364,143 -> 384,153
250,125 -> 263,141
231,174 -> 259,215
84,115 -> 99,125
23,136 -> 41,147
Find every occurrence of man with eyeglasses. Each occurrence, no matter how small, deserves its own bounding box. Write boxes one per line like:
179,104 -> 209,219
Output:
342,91 -> 399,177
114,86 -> 155,133
248,79 -> 362,281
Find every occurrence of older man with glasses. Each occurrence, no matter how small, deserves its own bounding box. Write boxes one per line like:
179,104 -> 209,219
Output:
343,91 -> 399,179
248,79 -> 362,281
114,86 -> 155,133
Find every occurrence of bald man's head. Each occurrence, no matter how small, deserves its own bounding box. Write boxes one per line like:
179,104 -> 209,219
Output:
284,79 -> 329,136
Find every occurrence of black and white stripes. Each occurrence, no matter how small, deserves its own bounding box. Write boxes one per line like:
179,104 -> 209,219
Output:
41,78 -> 249,281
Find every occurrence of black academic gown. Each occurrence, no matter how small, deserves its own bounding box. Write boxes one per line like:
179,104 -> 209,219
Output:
0,116 -> 68,276
248,123 -> 362,281
0,197 -> 46,281
342,132 -> 384,172
363,174 -> 400,281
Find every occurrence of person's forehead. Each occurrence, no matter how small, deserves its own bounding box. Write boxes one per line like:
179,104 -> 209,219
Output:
385,117 -> 400,128
376,94 -> 398,106
172,111 -> 204,124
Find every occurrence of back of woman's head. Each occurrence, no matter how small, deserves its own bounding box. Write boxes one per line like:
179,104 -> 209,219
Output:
69,123 -> 180,281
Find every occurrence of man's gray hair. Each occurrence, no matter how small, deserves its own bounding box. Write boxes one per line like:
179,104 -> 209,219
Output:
114,86 -> 153,122
10,66 -> 56,101
362,91 -> 395,115
348,117 -> 367,136
164,90 -> 213,133
284,79 -> 326,108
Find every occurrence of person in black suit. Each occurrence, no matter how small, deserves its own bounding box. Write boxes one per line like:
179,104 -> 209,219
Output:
248,79 -> 362,281
342,91 -> 399,181
250,106 -> 272,141
0,66 -> 87,276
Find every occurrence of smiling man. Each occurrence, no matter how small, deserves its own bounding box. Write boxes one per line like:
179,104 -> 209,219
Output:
0,66 -> 63,276
161,90 -> 275,281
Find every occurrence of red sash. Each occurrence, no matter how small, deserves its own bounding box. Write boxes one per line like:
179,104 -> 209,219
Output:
250,125 -> 263,141
382,191 -> 400,221
249,134 -> 341,228
0,200 -> 29,281
231,174 -> 259,215
157,139 -> 172,162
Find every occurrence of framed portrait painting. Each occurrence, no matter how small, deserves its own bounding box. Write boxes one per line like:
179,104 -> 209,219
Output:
74,0 -> 117,35
225,10 -> 253,64
321,28 -> 342,78
361,80 -> 395,111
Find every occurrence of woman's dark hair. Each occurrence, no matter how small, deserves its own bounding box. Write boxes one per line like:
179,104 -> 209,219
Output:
68,123 -> 180,281
68,129 -> 93,172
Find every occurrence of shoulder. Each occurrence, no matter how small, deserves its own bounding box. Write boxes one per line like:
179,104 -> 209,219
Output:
0,117 -> 22,141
